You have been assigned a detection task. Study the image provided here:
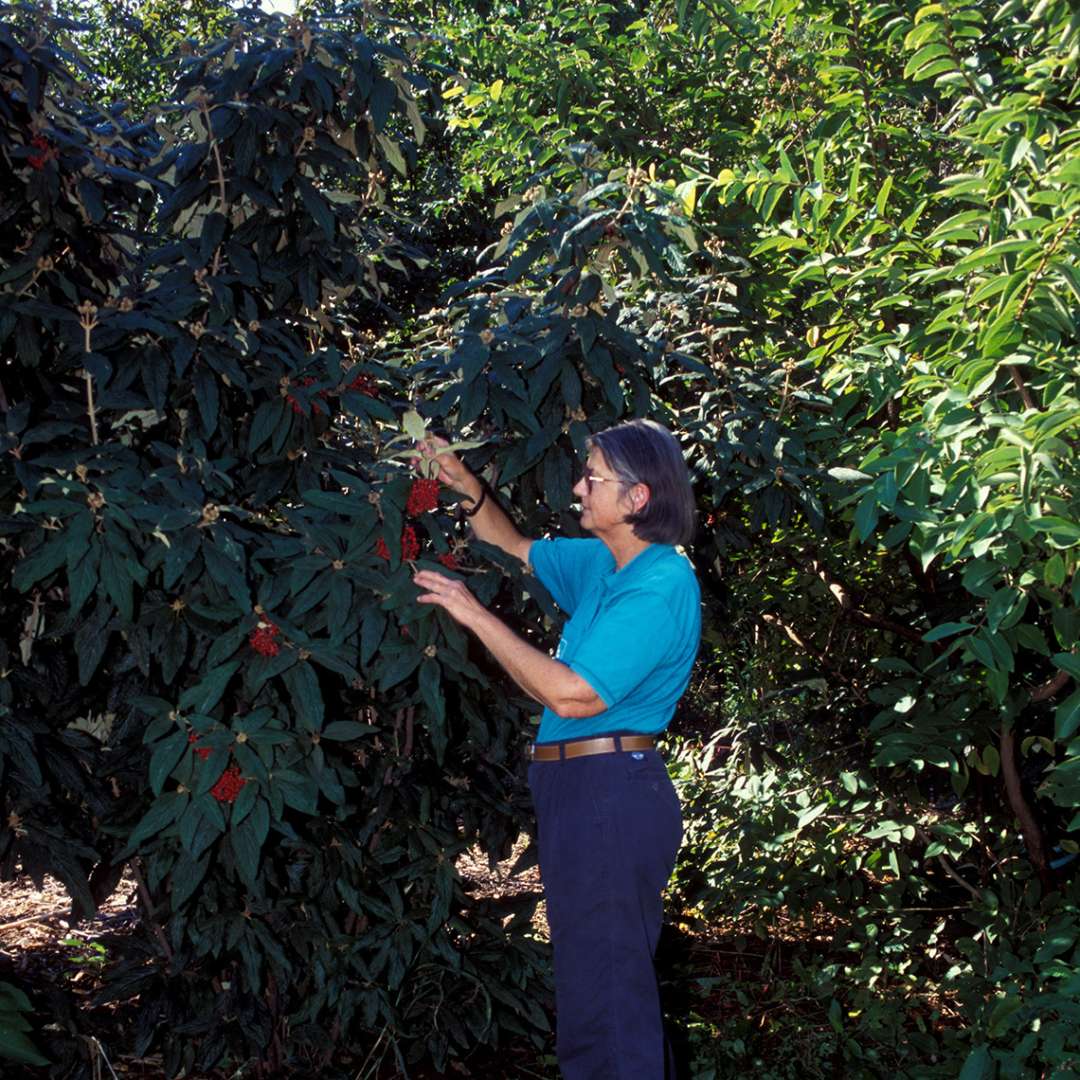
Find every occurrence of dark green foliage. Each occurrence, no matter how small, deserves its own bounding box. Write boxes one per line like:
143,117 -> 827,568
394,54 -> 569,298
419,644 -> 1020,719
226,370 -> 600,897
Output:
0,5 -> 550,1073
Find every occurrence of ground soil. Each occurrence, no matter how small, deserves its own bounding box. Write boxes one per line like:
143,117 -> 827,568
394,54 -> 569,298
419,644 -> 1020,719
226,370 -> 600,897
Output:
0,844 -> 557,1080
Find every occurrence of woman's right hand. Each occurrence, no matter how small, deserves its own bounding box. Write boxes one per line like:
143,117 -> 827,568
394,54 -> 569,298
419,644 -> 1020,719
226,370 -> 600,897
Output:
419,436 -> 483,502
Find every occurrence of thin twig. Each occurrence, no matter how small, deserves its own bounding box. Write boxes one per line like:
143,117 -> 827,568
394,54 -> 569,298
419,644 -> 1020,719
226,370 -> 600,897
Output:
81,1036 -> 120,1080
935,855 -> 981,902
131,859 -> 173,963
84,373 -> 99,445
1031,665 -> 1072,703
77,300 -> 99,445
201,100 -> 228,277
0,911 -> 70,931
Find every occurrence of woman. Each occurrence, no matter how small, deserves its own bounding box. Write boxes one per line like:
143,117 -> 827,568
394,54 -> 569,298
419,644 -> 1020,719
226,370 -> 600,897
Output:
413,418 -> 700,1080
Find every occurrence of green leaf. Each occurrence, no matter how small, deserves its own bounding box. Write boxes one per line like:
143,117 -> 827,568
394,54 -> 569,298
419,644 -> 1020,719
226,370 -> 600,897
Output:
796,802 -> 828,829
924,622 -> 975,642
170,851 -> 210,910
149,728 -> 189,796
67,539 -> 101,618
179,661 -> 240,714
903,41 -> 951,80
827,997 -> 842,1034
827,467 -> 871,483
1033,515 -> 1080,548
377,132 -> 407,177
966,631 -> 1000,672
274,772 -> 318,815
295,175 -> 335,241
13,534 -> 69,592
1052,652 -> 1080,680
874,174 -> 893,217
377,647 -> 422,692
401,409 -> 427,442
1045,554 -> 1067,587
125,792 -> 188,853
282,662 -> 324,733
854,493 -> 879,542
232,798 -> 269,887
958,1045 -> 993,1080
193,365 -> 219,436
100,546 -> 134,623
249,399 -> 285,454
0,1023 -> 50,1067
1055,689 -> 1080,741
360,606 -> 387,667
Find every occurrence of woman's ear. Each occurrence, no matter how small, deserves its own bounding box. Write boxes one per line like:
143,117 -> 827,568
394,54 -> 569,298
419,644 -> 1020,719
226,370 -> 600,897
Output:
632,483 -> 650,510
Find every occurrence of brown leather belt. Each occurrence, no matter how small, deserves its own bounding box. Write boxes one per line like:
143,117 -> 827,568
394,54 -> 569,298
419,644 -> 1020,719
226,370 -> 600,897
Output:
529,734 -> 656,762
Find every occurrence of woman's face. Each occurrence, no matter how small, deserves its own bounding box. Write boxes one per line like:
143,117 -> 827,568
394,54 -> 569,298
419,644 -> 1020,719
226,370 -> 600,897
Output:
573,448 -> 639,535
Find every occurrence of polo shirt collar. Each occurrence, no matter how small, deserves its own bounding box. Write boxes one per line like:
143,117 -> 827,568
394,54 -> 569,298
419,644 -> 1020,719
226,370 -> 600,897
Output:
602,542 -> 672,591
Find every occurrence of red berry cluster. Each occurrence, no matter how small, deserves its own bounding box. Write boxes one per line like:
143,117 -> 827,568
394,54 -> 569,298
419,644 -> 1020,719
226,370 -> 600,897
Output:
188,732 -> 213,761
210,766 -> 246,804
437,553 -> 459,571
406,477 -> 440,516
27,135 -> 52,170
375,525 -> 420,562
287,376 -> 329,415
347,373 -> 378,397
249,620 -> 281,656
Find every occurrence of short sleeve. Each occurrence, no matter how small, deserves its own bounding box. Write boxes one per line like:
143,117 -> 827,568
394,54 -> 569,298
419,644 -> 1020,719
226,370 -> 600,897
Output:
567,589 -> 676,707
529,538 -> 609,615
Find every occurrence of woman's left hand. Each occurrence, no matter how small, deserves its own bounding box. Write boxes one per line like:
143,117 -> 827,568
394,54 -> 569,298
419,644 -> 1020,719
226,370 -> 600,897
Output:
413,570 -> 483,628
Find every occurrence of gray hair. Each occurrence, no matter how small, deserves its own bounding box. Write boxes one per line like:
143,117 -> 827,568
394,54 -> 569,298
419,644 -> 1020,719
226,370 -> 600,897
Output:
589,419 -> 696,547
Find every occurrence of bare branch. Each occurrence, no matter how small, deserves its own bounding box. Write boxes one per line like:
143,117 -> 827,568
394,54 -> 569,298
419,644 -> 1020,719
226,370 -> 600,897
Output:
1031,666 -> 1072,703
999,725 -> 1055,893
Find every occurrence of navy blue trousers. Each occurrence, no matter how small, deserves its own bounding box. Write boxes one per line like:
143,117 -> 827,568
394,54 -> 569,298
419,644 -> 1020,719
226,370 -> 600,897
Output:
528,743 -> 683,1080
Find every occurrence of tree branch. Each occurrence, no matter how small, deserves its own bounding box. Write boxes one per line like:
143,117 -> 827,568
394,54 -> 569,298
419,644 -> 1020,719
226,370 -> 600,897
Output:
1006,365 -> 1037,410
760,612 -> 820,657
999,725 -> 1055,893
1031,666 -> 1072,703
809,558 -> 927,644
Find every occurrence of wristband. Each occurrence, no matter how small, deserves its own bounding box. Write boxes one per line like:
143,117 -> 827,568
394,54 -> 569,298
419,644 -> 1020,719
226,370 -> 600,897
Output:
461,483 -> 487,518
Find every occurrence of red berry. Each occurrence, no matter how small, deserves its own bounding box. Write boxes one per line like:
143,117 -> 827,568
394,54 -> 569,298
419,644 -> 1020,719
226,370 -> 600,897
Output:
437,553 -> 459,570
406,477 -> 440,516
249,621 -> 281,656
28,135 -> 51,170
347,373 -> 378,397
210,766 -> 246,804
376,527 -> 421,562
287,377 -> 327,415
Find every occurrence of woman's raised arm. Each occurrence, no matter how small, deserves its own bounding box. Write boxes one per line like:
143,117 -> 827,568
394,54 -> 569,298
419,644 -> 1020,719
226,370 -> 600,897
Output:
421,437 -> 532,566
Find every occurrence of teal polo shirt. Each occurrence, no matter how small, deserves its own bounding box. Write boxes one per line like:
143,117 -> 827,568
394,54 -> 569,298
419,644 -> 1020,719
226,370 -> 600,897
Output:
528,538 -> 701,744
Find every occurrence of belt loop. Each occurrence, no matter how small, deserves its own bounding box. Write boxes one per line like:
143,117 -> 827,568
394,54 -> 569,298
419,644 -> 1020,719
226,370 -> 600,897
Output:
614,734 -> 622,752
559,741 -> 566,761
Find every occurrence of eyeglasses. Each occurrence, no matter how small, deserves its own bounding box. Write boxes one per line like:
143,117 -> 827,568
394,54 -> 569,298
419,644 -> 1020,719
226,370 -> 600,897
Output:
582,472 -> 625,495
